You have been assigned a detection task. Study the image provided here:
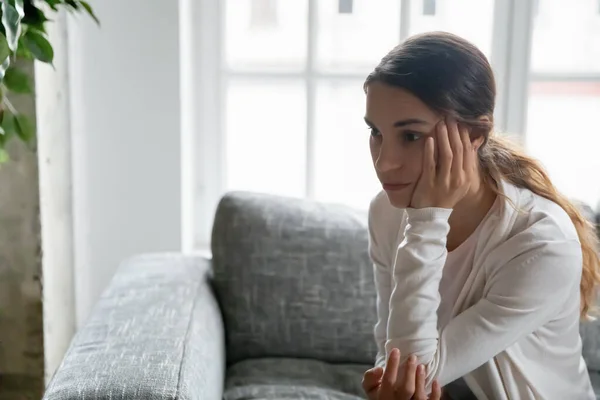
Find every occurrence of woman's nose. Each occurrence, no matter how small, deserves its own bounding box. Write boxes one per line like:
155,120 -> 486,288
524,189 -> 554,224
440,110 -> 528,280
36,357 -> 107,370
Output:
375,143 -> 402,174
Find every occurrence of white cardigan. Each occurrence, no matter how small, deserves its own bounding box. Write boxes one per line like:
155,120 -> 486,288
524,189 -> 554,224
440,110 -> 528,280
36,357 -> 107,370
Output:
368,180 -> 595,399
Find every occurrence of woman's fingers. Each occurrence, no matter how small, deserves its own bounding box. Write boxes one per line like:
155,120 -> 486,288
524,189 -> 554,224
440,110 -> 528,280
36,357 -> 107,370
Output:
362,367 -> 384,394
399,355 -> 418,397
436,120 -> 453,182
447,118 -> 464,177
430,380 -> 443,400
422,135 -> 436,184
413,364 -> 427,400
380,348 -> 401,395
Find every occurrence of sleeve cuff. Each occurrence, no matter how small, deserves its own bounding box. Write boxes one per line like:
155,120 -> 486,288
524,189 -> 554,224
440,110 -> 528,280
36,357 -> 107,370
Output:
405,207 -> 453,222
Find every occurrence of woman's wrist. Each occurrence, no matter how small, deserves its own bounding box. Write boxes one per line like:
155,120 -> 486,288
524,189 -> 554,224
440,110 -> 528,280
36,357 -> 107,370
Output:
405,207 -> 452,223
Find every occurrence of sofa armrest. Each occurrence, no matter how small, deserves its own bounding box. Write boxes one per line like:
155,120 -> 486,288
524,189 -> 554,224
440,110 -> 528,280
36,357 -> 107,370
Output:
43,253 -> 225,400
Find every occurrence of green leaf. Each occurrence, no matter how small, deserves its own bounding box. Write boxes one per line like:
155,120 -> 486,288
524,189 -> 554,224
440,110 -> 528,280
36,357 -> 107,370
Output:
22,30 -> 53,63
3,66 -> 31,93
0,147 -> 9,163
41,0 -> 60,11
1,0 -> 23,51
0,32 -> 10,63
13,113 -> 34,142
79,1 -> 99,24
22,2 -> 49,33
1,110 -> 15,135
0,56 -> 10,81
15,36 -> 32,60
14,0 -> 24,18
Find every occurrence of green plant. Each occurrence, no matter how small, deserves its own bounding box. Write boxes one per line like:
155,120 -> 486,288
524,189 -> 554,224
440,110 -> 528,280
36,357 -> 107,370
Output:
0,0 -> 98,162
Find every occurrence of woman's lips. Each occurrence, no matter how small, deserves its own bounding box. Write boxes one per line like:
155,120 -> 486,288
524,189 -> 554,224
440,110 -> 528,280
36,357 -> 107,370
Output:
382,182 -> 411,191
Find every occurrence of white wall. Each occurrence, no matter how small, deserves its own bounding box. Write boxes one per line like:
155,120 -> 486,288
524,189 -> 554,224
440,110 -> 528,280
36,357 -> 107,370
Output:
67,0 -> 182,328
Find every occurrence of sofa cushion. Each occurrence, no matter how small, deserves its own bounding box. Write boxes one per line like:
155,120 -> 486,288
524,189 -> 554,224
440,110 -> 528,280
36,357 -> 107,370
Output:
590,371 -> 600,399
582,313 -> 600,372
211,191 -> 378,366
223,358 -> 368,400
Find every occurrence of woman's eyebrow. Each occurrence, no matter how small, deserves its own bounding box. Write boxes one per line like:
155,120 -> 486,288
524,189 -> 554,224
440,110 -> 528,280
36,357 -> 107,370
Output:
363,117 -> 428,128
392,118 -> 427,127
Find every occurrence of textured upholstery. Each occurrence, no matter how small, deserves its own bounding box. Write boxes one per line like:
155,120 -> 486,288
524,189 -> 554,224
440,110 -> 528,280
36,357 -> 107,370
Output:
223,358 -> 369,400
42,254 -> 225,400
583,315 -> 600,373
577,200 -> 600,374
591,371 -> 600,400
211,191 -> 379,366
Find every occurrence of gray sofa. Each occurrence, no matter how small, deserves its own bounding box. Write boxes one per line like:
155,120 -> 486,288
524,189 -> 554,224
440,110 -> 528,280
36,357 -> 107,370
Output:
43,191 -> 600,399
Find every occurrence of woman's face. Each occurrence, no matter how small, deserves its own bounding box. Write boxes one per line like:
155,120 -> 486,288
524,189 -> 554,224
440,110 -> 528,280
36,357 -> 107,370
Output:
365,82 -> 440,208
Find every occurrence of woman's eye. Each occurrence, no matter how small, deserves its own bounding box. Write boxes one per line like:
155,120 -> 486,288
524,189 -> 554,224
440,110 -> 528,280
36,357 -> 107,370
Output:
369,127 -> 381,137
404,132 -> 422,142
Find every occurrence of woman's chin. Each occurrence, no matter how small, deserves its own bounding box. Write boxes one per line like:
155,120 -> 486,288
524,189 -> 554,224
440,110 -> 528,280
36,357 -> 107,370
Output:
384,190 -> 412,209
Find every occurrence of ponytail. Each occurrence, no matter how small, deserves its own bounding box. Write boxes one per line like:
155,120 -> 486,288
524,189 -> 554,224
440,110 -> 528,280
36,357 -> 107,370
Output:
480,134 -> 600,319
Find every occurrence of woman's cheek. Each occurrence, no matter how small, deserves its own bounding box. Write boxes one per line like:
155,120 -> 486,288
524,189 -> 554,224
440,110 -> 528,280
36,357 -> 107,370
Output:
409,141 -> 427,177
369,137 -> 379,162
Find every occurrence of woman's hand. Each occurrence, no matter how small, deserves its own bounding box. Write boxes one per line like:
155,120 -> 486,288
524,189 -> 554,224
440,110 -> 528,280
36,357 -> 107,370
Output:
410,118 -> 475,209
362,348 -> 442,400
362,366 -> 384,400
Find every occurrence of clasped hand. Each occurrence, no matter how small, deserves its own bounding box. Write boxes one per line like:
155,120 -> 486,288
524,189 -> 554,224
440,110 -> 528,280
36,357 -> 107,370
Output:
362,349 -> 442,400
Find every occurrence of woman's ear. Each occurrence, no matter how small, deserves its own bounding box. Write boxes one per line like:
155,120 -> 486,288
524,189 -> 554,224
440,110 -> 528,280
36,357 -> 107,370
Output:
472,135 -> 485,151
471,115 -> 492,151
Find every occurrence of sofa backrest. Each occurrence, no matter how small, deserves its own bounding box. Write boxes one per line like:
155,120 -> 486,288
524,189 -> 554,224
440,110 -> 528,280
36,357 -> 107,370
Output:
211,191 -> 378,366
211,191 -> 600,372
582,315 -> 600,372
576,201 -> 600,372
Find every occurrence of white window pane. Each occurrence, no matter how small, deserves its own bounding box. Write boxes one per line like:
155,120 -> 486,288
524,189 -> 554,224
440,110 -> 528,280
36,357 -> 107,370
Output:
409,0 -> 495,59
226,80 -> 307,197
525,83 -> 600,207
315,0 -> 401,74
314,81 -> 381,210
531,0 -> 600,74
225,0 -> 308,72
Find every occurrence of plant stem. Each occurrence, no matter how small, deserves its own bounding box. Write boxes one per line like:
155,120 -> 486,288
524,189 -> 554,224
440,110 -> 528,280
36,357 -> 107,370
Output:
2,92 -> 18,114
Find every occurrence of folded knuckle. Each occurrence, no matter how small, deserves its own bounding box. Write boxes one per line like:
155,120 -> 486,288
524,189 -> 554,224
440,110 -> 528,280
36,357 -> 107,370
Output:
400,386 -> 414,397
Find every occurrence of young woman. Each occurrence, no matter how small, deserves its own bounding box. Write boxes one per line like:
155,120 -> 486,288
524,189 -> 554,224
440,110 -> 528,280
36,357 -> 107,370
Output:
360,32 -> 600,399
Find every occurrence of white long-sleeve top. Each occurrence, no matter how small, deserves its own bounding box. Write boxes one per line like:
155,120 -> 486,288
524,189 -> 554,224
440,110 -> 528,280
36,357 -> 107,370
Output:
368,180 -> 595,399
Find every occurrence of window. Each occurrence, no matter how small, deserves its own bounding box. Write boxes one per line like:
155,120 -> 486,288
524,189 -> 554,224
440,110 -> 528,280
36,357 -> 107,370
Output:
423,0 -> 436,16
222,0 -> 496,207
527,0 -> 600,205
338,0 -> 353,14
250,0 -> 278,28
185,0 -> 598,249
525,0 -> 600,207
409,0 -> 495,58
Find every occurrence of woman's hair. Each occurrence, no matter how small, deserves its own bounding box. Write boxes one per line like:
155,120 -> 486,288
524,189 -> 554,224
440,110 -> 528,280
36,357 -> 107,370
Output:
364,31 -> 600,319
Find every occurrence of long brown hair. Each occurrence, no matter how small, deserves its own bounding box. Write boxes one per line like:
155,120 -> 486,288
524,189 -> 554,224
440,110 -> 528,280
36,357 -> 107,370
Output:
364,31 -> 600,318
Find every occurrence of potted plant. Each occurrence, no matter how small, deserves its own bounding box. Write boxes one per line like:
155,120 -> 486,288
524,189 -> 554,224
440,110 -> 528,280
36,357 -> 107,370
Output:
0,0 -> 98,162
